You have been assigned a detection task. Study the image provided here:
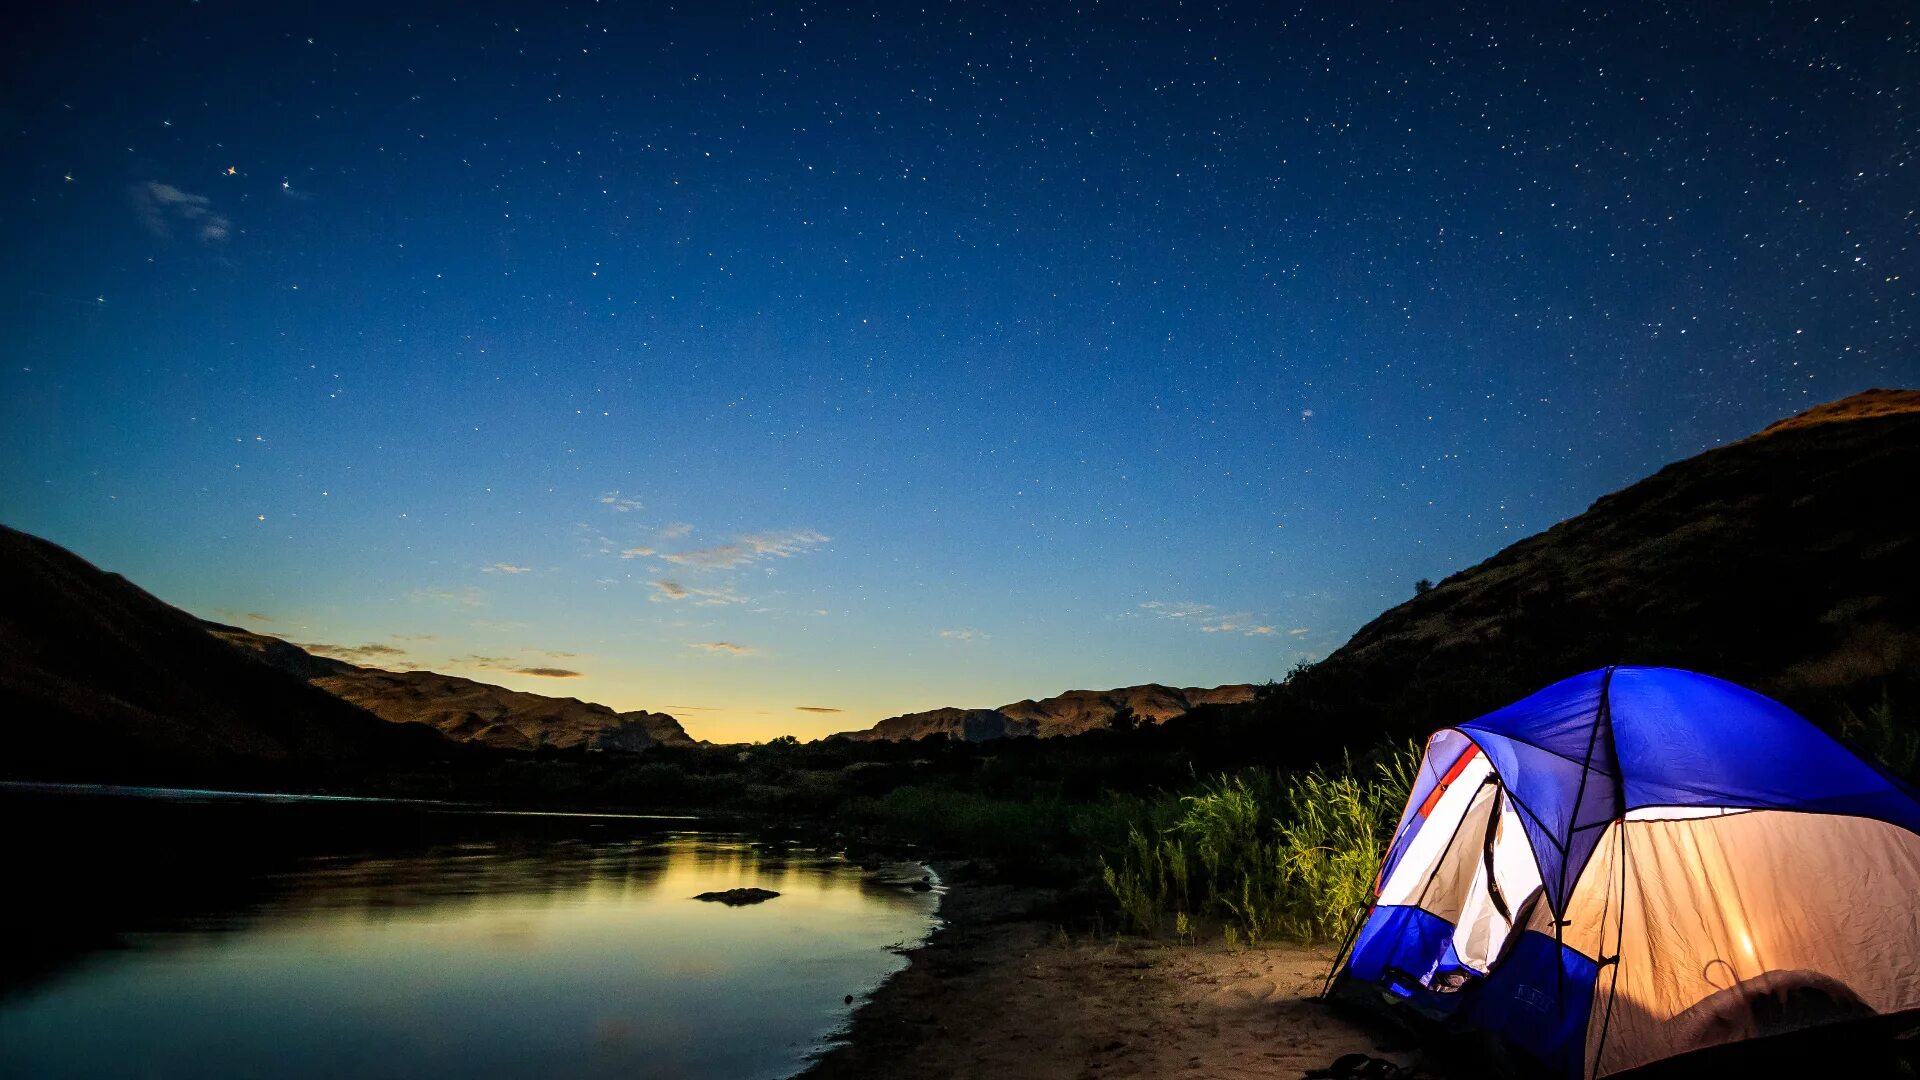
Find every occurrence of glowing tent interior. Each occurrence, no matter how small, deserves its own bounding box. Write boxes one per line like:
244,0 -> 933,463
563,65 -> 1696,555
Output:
1337,666 -> 1920,1077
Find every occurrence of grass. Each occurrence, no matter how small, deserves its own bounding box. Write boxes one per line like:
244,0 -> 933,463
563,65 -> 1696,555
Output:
1101,742 -> 1417,944
1839,687 -> 1918,780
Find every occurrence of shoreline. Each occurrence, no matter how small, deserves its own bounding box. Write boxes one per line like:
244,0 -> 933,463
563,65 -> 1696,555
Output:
804,866 -> 1424,1079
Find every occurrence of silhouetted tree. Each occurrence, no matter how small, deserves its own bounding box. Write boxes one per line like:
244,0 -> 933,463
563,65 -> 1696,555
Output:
1108,706 -> 1139,733
1414,578 -> 1435,596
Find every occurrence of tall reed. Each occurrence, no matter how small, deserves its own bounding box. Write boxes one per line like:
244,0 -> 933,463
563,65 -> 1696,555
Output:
1099,742 -> 1417,943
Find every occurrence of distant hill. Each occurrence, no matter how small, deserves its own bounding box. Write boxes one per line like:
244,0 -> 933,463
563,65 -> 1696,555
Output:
0,524 -> 456,783
1221,388 -> 1920,762
210,626 -> 696,753
833,683 -> 1255,742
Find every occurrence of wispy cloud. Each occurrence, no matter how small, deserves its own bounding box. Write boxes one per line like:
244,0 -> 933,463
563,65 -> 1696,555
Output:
409,586 -> 486,609
689,641 -> 756,655
796,706 -> 843,714
1288,627 -> 1310,636
1140,600 -> 1277,638
620,546 -> 655,559
598,491 -> 644,512
939,628 -> 988,642
1140,600 -> 1213,619
660,545 -> 753,569
648,579 -> 748,606
482,562 -> 532,574
455,654 -> 583,678
660,522 -> 693,539
391,633 -> 438,641
573,523 -> 617,556
133,182 -> 232,242
300,641 -> 407,663
660,528 -> 829,570
740,530 -> 830,558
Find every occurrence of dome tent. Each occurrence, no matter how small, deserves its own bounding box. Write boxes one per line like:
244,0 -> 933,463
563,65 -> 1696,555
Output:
1337,666 -> 1920,1078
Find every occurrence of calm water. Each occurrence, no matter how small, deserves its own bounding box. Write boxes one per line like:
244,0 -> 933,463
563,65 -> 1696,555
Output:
0,786 -> 941,1079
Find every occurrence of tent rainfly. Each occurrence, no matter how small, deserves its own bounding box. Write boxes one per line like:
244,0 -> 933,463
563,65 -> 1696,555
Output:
1336,666 -> 1920,1078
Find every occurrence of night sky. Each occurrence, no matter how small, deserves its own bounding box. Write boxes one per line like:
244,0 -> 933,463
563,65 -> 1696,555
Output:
3,3 -> 1916,741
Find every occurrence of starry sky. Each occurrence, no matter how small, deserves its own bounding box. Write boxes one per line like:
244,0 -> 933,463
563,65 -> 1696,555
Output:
3,3 -> 1916,742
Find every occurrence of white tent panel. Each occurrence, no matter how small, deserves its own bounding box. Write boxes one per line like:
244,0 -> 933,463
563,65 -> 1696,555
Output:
1452,791 -> 1545,971
1377,750 -> 1494,907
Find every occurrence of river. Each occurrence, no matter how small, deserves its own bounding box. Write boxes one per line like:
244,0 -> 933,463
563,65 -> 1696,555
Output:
0,784 -> 940,1079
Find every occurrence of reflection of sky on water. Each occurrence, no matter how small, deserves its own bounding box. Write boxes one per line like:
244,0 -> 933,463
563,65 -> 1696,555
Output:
0,811 -> 938,1080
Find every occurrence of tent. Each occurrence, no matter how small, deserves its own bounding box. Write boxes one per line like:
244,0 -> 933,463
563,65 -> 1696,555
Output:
1336,666 -> 1920,1077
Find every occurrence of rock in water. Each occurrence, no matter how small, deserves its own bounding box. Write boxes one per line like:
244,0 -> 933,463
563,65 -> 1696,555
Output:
693,887 -> 781,906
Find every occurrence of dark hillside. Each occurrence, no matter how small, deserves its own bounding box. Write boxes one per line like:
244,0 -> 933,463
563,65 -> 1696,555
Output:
1208,389 -> 1920,766
0,525 -> 456,784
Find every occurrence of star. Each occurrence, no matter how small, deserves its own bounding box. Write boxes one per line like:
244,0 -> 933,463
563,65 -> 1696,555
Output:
225,166 -> 237,176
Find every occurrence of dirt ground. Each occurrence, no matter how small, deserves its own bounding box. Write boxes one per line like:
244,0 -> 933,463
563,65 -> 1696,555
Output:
804,876 -> 1427,1080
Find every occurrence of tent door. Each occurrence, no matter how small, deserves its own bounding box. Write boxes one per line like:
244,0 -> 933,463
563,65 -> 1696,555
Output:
1451,784 -> 1544,973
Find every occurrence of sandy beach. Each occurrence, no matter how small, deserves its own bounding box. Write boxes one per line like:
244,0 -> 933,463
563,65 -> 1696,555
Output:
806,874 -> 1425,1080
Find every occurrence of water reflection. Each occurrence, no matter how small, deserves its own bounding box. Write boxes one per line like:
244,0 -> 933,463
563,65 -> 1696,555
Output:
0,787 -> 939,1079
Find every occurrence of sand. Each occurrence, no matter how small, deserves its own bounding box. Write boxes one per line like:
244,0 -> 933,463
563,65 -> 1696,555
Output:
805,876 -> 1425,1080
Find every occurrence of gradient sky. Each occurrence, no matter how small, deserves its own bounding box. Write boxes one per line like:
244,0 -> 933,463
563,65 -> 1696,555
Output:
3,3 -> 1916,742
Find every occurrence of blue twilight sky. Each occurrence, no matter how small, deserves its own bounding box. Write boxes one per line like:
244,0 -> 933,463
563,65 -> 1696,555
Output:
2,3 -> 1916,741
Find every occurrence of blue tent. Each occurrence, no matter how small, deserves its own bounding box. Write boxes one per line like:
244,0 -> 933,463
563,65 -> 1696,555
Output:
1340,667 -> 1920,1077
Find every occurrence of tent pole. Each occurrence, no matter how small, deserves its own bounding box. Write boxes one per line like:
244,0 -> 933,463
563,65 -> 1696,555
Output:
1558,668 -> 1616,1028
1318,905 -> 1369,1001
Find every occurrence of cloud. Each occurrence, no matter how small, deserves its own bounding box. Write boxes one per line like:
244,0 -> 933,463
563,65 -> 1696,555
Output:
246,611 -> 272,623
659,544 -> 752,569
482,562 -> 532,574
796,706 -> 843,714
1288,627 -> 1310,636
619,546 -> 655,559
300,641 -> 407,663
660,522 -> 694,539
648,579 -> 748,606
573,523 -> 617,555
939,628 -> 988,642
391,633 -> 438,641
1141,600 -> 1277,637
661,528 -> 829,570
133,182 -> 233,243
452,654 -> 581,678
689,641 -> 756,655
1140,600 -> 1214,619
408,586 -> 486,609
599,492 -> 644,512
741,529 -> 831,558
